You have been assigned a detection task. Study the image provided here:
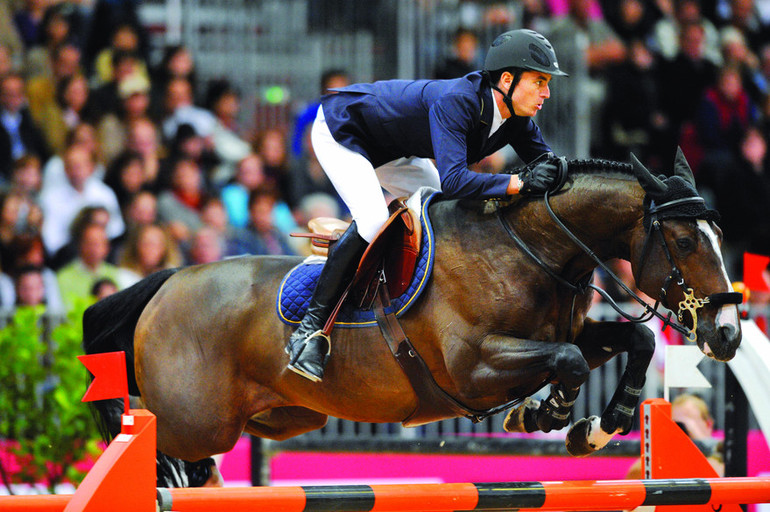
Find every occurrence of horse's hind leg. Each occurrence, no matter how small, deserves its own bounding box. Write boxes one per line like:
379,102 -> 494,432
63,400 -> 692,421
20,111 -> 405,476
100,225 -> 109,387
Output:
566,320 -> 655,456
245,406 -> 328,441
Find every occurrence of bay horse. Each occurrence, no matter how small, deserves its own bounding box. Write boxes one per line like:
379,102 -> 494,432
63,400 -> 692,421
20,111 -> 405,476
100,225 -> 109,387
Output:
83,149 -> 741,485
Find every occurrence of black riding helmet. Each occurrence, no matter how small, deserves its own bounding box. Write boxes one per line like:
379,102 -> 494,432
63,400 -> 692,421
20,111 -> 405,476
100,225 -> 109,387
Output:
483,29 -> 567,114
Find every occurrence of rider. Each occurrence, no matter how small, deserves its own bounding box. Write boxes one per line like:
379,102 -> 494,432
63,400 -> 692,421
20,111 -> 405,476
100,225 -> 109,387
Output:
288,29 -> 569,382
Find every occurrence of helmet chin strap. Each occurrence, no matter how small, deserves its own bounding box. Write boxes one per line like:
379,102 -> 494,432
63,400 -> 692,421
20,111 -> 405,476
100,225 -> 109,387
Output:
490,82 -> 514,116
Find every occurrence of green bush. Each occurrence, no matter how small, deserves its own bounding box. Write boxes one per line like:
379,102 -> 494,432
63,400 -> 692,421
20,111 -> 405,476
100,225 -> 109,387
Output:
0,300 -> 101,494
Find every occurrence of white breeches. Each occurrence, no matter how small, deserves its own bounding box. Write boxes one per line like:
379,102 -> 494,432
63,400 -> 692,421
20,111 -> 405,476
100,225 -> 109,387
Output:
311,106 -> 441,243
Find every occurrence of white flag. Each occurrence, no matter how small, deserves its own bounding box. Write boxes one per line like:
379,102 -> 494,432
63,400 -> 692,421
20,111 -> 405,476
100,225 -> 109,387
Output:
664,345 -> 712,399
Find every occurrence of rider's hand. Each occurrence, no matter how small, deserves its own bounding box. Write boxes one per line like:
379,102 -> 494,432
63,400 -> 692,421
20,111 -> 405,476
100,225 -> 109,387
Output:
518,153 -> 564,195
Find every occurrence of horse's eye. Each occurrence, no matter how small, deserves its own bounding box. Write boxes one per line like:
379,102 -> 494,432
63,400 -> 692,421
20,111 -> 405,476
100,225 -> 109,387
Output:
676,238 -> 694,252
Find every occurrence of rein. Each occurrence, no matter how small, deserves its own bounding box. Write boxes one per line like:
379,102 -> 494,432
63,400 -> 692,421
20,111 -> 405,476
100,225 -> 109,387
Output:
497,185 -> 741,343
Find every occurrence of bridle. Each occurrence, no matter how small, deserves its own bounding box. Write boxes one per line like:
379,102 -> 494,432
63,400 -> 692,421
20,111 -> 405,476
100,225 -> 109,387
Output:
497,176 -> 742,343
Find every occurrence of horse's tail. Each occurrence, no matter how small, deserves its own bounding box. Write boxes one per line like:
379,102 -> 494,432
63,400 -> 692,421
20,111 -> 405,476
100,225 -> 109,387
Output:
82,268 -> 178,441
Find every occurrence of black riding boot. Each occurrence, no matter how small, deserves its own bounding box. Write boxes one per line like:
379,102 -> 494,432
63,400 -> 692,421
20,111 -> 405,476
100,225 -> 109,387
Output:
287,222 -> 368,382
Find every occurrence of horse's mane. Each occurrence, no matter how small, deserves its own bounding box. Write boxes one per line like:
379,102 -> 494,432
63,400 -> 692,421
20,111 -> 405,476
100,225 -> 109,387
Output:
566,158 -> 634,179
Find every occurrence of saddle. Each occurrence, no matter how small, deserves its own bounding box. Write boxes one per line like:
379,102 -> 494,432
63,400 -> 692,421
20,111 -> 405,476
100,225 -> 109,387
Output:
294,197 -> 422,317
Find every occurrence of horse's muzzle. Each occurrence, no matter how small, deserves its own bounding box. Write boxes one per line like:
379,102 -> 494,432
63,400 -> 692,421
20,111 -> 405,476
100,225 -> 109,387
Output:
701,321 -> 741,362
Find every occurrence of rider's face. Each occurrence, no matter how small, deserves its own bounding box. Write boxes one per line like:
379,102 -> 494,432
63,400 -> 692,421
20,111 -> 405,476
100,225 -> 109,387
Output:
509,70 -> 552,118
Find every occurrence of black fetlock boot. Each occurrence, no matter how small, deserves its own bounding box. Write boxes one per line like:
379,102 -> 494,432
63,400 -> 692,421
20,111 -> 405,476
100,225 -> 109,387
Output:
287,222 -> 368,382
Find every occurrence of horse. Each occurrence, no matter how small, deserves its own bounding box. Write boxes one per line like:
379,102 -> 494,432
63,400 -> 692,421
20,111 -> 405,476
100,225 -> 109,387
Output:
82,149 -> 742,485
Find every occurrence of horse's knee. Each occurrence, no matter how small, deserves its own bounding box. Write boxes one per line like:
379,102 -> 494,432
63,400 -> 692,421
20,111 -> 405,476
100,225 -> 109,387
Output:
553,344 -> 589,388
631,325 -> 655,360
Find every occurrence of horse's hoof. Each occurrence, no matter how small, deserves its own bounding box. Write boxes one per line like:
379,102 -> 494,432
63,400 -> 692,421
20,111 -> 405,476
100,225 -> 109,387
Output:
503,397 -> 539,433
565,416 -> 601,457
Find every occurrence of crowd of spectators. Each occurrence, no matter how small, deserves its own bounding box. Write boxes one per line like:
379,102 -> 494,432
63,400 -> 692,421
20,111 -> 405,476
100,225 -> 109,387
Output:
0,0 -> 769,319
0,0 -> 348,315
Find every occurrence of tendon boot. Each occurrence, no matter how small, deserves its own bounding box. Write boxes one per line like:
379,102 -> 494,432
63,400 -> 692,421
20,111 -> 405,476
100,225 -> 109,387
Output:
287,222 -> 368,382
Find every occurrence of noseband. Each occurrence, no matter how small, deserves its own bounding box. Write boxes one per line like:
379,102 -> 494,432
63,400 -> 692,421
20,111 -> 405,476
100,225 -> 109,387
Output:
497,188 -> 742,343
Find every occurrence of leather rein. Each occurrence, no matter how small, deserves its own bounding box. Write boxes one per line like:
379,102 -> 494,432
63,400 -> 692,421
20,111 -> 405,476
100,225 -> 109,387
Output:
497,181 -> 742,343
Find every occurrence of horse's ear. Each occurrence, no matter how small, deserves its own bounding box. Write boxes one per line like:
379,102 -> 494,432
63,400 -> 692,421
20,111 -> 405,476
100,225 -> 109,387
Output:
673,146 -> 697,187
630,152 -> 667,194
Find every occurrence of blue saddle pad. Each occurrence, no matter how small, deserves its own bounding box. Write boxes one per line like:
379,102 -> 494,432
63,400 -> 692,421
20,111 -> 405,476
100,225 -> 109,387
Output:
277,191 -> 439,328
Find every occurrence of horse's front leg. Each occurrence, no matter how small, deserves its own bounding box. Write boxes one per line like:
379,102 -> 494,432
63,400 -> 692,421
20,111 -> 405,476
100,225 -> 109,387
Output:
565,319 -> 655,456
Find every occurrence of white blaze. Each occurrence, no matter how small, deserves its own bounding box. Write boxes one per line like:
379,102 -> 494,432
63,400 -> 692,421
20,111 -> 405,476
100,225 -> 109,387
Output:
698,220 -> 740,330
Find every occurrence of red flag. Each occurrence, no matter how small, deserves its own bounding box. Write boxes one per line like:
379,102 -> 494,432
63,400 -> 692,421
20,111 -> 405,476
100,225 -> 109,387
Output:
744,252 -> 770,292
78,352 -> 128,403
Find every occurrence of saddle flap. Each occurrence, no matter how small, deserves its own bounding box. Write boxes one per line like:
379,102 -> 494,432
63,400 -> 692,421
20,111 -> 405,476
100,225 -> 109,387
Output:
353,198 -> 421,307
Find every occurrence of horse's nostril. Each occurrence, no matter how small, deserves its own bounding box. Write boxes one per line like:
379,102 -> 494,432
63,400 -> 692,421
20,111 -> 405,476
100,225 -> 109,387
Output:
719,323 -> 738,343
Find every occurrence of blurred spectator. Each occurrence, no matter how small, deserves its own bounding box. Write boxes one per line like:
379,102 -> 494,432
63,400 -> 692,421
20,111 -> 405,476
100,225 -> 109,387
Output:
0,5 -> 24,67
0,189 -> 44,268
97,72 -> 152,165
717,0 -> 769,54
118,223 -> 182,280
199,195 -> 253,257
2,232 -> 63,314
657,21 -> 719,164
103,149 -> 146,210
602,0 -> 660,44
720,25 -> 767,103
89,49 -> 145,121
522,0 -> 555,32
150,44 -> 197,120
123,189 -> 158,229
26,41 -> 82,127
652,0 -> 722,66
13,265 -> 46,307
83,0 -> 149,75
38,72 -> 97,154
204,79 -> 251,185
48,205 -> 110,271
92,22 -> 150,86
41,122 -> 107,193
5,153 -> 43,198
694,64 -> 759,177
24,2 -> 78,79
160,77 -> 217,145
238,185 -> 296,256
0,72 -> 50,179
0,44 -> 16,77
13,0 -> 48,50
126,117 -> 163,192
221,153 -> 266,229
163,122 -> 219,187
56,221 -> 131,310
602,39 -> 667,164
712,126 -> 770,265
40,143 -> 124,256
186,226 -> 224,265
90,276 -> 118,300
254,128 -> 292,206
433,28 -> 481,79
549,0 -> 627,154
292,191 -> 343,256
156,157 -> 208,244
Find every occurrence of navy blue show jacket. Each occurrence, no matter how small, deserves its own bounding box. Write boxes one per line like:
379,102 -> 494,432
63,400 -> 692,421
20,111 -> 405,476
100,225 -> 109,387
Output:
320,71 -> 552,199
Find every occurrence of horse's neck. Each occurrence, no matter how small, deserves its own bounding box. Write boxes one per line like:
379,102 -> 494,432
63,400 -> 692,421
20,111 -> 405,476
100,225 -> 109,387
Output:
508,176 -> 643,277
